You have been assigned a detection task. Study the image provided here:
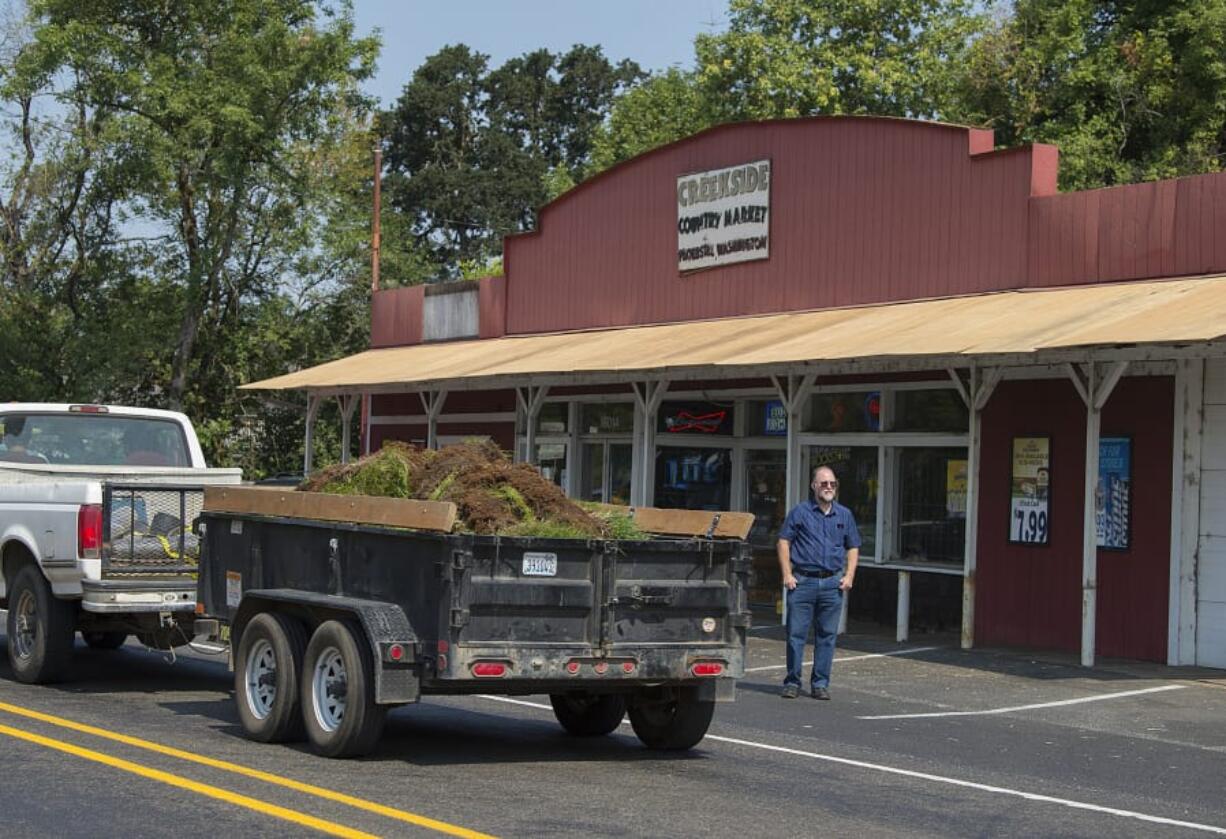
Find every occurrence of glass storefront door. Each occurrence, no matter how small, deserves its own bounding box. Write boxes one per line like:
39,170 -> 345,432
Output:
806,444 -> 878,558
580,440 -> 633,505
654,446 -> 732,511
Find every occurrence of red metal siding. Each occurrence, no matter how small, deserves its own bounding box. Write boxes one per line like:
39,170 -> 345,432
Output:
504,118 -> 1053,335
371,285 -> 423,347
1096,376 -> 1173,662
976,376 -> 1173,660
371,390 -> 516,416
371,422 -> 514,452
479,275 -> 507,338
976,379 -> 1085,654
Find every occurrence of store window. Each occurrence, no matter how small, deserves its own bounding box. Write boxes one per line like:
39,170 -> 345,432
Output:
654,447 -> 731,511
895,447 -> 967,565
745,449 -> 787,546
807,445 -> 878,557
580,403 -> 634,435
892,389 -> 968,432
536,442 -> 566,488
657,401 -> 734,436
535,402 -> 568,434
807,392 -> 880,433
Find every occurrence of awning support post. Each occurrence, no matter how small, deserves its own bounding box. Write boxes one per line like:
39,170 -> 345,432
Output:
303,394 -> 321,476
337,394 -> 359,464
419,389 -> 448,451
897,570 -> 911,643
1069,359 -> 1128,667
956,364 -> 1001,650
772,372 -> 816,625
630,380 -> 669,507
515,385 -> 550,465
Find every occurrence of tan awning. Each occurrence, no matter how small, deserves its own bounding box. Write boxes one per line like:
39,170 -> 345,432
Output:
244,274 -> 1226,393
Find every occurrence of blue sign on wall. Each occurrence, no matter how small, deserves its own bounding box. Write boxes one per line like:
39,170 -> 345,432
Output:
1096,436 -> 1131,550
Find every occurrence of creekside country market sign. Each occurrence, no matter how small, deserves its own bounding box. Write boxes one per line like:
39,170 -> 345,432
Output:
676,159 -> 771,272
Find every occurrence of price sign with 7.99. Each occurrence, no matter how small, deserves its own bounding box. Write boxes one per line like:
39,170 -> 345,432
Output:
1008,436 -> 1051,545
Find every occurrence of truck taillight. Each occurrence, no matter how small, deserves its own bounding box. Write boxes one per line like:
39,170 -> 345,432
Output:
690,661 -> 724,677
471,661 -> 508,678
78,504 -> 103,559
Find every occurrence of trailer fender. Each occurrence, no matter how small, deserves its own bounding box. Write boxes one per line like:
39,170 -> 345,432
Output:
232,589 -> 420,704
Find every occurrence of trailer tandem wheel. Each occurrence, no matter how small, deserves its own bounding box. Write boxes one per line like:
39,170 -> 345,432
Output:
628,686 -> 715,750
235,612 -> 308,743
301,620 -> 386,758
549,693 -> 628,736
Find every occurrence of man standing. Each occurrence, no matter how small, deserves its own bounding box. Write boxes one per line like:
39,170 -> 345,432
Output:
778,465 -> 860,700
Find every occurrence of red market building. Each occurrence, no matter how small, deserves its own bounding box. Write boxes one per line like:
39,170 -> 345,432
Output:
250,116 -> 1226,670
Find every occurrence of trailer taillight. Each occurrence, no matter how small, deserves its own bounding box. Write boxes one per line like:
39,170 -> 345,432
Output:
690,661 -> 724,677
471,661 -> 507,678
78,504 -> 103,559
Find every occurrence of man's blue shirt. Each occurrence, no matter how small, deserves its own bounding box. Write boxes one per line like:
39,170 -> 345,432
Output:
778,500 -> 861,572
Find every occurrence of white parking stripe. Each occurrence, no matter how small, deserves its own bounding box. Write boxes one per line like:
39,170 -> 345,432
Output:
476,694 -> 1226,835
857,684 -> 1187,720
744,646 -> 939,673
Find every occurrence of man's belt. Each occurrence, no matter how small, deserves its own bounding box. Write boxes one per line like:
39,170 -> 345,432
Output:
793,567 -> 839,579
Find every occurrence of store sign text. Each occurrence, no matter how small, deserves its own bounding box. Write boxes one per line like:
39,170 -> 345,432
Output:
676,160 -> 770,272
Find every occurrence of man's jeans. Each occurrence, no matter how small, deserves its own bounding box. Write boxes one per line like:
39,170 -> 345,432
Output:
784,573 -> 844,690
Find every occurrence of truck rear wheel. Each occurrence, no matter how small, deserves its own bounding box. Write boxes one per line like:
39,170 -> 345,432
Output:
6,564 -> 75,684
235,612 -> 308,743
301,620 -> 385,758
82,631 -> 128,651
628,687 -> 715,750
550,693 -> 627,736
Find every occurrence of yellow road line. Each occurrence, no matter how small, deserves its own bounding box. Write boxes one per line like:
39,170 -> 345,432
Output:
0,700 -> 494,839
0,722 -> 376,839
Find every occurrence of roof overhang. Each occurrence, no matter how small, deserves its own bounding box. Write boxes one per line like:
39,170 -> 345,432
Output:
243,274 -> 1226,396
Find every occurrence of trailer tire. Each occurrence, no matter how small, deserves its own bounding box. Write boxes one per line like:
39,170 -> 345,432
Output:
6,564 -> 75,684
628,687 -> 715,750
301,620 -> 385,758
81,631 -> 128,651
235,612 -> 308,743
550,693 -> 627,736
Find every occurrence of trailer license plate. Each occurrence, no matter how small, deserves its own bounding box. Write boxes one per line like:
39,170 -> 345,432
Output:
522,552 -> 557,577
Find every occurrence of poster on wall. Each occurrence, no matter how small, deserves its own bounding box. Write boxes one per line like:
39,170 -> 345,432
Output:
676,159 -> 770,272
946,459 -> 968,518
1009,436 -> 1050,545
1096,437 -> 1131,550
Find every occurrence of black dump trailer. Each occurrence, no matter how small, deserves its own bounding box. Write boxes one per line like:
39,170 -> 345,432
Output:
196,488 -> 752,758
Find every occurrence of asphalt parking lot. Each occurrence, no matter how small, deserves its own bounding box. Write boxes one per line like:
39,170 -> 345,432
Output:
0,616 -> 1223,837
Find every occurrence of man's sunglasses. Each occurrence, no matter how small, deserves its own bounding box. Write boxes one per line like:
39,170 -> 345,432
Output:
814,480 -> 838,489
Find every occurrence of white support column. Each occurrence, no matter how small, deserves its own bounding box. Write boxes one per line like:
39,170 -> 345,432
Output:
303,394 -> 321,476
566,401 -> 581,499
960,365 -> 1001,650
631,380 -> 668,507
897,571 -> 911,642
1071,360 -> 1128,667
516,385 -> 550,466
772,372 -> 816,625
337,394 -> 359,464
1170,358 -> 1204,664
419,389 -> 448,451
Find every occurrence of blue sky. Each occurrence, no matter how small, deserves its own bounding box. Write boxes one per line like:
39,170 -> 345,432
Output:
351,0 -> 728,108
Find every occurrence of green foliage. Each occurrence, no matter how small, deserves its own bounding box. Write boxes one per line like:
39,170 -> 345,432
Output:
505,519 -> 592,539
316,447 -> 412,498
493,484 -> 534,521
381,43 -> 642,276
951,0 -> 1226,189
588,69 -> 710,173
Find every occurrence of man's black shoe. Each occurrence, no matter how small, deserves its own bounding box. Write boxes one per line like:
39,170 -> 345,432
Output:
781,684 -> 800,699
811,687 -> 831,700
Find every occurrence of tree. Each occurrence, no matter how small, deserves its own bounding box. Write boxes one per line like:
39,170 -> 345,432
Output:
585,0 -> 983,175
381,44 -> 641,276
12,0 -> 379,410
952,0 -> 1226,189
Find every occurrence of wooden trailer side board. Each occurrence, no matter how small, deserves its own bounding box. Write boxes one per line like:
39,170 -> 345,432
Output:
203,487 -> 457,533
591,504 -> 755,540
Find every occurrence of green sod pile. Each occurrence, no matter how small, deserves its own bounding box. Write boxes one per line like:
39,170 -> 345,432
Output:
300,440 -> 646,539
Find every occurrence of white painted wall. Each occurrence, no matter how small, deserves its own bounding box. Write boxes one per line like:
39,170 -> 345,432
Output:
1197,359 -> 1226,667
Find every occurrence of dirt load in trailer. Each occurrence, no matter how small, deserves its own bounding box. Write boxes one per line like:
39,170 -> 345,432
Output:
198,484 -> 753,759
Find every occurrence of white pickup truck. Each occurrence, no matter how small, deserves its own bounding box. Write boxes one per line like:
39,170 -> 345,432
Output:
0,404 -> 242,683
